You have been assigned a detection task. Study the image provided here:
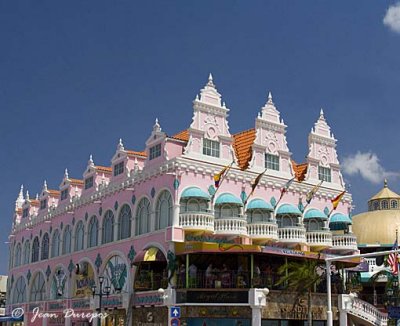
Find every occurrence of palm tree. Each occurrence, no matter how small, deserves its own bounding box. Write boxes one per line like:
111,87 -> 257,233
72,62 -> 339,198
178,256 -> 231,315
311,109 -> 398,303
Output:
276,258 -> 323,326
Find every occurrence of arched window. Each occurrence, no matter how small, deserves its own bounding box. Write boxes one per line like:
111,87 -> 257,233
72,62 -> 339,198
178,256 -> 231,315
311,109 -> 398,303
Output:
136,198 -> 151,235
155,191 -> 173,230
392,200 -> 398,209
182,198 -> 208,212
14,243 -> 22,267
305,219 -> 323,231
102,210 -> 114,244
31,237 -> 40,263
276,214 -> 297,228
216,204 -> 241,218
382,200 -> 389,210
373,201 -> 379,210
87,216 -> 98,248
51,230 -> 60,258
74,221 -> 84,251
41,233 -> 49,260
118,205 -> 132,240
30,272 -> 46,302
62,225 -> 72,254
12,276 -> 26,304
247,210 -> 272,223
23,240 -> 30,264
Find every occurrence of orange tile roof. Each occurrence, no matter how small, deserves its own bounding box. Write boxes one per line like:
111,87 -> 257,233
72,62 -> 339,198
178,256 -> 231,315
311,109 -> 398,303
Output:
232,129 -> 256,170
127,150 -> 147,158
292,160 -> 308,182
95,166 -> 112,174
30,199 -> 40,207
171,130 -> 189,142
70,178 -> 84,186
48,189 -> 60,197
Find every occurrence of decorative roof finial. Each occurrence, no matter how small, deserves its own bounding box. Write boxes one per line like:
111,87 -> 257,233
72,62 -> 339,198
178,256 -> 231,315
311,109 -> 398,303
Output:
25,190 -> 30,201
384,178 -> 388,188
153,118 -> 161,132
117,138 -> 124,151
88,154 -> 94,166
64,168 -> 69,179
207,73 -> 215,87
268,91 -> 273,103
18,185 -> 24,200
319,108 -> 325,120
43,180 -> 48,191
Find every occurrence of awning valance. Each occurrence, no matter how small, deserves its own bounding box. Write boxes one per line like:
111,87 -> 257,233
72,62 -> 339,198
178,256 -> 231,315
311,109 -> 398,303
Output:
246,199 -> 273,211
215,193 -> 243,206
181,187 -> 210,200
276,204 -> 302,215
304,209 -> 327,220
133,247 -> 166,264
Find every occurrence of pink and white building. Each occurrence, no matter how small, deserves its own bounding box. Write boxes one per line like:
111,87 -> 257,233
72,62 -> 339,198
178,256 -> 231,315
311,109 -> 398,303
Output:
7,75 -> 365,326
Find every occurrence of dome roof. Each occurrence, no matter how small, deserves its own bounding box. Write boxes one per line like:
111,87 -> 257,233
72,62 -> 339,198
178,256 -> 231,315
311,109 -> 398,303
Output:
276,204 -> 302,215
246,199 -> 273,211
181,187 -> 210,200
304,209 -> 327,220
215,193 -> 243,205
369,180 -> 400,201
352,209 -> 400,246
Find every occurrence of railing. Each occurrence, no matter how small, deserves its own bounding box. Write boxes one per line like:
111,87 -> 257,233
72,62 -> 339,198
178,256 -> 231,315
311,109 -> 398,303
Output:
134,272 -> 168,291
277,226 -> 306,243
332,234 -> 358,251
179,211 -> 214,232
306,230 -> 333,248
349,297 -> 388,326
214,217 -> 248,236
247,222 -> 278,242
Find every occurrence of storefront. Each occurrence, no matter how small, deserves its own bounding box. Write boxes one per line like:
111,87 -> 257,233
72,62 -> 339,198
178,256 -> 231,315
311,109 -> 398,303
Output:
132,306 -> 167,326
180,306 -> 252,326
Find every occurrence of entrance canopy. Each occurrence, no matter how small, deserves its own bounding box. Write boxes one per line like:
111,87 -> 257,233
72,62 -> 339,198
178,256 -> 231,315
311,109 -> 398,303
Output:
133,247 -> 166,264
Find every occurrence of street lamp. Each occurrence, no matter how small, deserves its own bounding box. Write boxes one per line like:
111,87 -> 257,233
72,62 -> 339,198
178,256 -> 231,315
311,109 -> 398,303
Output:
92,276 -> 111,326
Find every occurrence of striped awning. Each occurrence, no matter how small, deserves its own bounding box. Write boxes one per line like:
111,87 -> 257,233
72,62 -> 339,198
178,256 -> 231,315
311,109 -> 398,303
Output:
215,193 -> 243,205
304,209 -> 327,220
246,199 -> 273,210
181,187 -> 210,200
276,204 -> 302,215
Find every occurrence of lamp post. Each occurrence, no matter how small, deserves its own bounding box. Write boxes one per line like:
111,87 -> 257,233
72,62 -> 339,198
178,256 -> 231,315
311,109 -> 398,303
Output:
92,276 -> 111,326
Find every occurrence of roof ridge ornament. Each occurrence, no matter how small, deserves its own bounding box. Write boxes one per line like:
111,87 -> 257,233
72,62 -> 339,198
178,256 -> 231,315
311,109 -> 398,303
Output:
43,180 -> 48,192
117,138 -> 125,151
258,90 -> 282,124
384,178 -> 388,188
153,118 -> 162,133
88,154 -> 94,167
64,168 -> 69,180
25,190 -> 30,201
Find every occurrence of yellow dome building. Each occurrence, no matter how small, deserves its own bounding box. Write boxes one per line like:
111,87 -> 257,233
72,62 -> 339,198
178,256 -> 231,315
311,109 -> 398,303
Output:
353,180 -> 400,246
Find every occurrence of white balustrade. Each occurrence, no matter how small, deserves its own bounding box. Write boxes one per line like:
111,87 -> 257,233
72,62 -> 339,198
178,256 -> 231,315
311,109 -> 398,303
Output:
277,227 -> 306,243
306,231 -> 333,248
179,212 -> 214,232
349,297 -> 388,326
247,222 -> 278,241
214,217 -> 248,236
332,234 -> 358,251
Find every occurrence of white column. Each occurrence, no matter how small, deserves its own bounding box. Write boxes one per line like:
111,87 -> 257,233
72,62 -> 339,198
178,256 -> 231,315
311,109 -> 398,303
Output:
339,310 -> 348,326
173,204 -> 180,226
251,307 -> 262,326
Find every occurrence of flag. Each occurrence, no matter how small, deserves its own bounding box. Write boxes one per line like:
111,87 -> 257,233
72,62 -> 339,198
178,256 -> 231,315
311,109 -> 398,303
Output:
250,170 -> 266,193
388,239 -> 398,276
331,190 -> 346,210
279,178 -> 295,200
214,165 -> 229,188
306,181 -> 323,204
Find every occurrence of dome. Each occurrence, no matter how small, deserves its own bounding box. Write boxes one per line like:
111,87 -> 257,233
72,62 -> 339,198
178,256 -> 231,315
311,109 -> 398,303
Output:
181,187 -> 210,200
304,209 -> 327,220
352,209 -> 400,246
215,193 -> 243,205
276,204 -> 301,215
246,199 -> 273,210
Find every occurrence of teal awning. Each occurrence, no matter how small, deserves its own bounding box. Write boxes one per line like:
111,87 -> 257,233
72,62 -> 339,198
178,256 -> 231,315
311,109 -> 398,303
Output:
329,213 -> 352,224
247,199 -> 273,210
181,187 -> 210,200
276,203 -> 301,215
304,208 -> 327,220
215,193 -> 243,205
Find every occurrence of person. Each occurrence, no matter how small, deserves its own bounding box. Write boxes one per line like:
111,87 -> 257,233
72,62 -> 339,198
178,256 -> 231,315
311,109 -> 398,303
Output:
179,264 -> 186,287
189,263 -> 197,287
206,263 -> 215,287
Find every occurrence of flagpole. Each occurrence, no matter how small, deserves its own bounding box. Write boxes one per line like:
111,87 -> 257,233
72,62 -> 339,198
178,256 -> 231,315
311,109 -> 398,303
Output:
211,160 -> 234,201
244,169 -> 267,206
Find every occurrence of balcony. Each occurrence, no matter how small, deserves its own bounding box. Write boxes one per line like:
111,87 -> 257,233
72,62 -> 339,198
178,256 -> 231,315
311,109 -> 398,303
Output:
247,222 -> 278,243
306,230 -> 333,249
179,211 -> 214,233
214,217 -> 248,236
332,234 -> 358,252
277,226 -> 306,245
342,295 -> 388,326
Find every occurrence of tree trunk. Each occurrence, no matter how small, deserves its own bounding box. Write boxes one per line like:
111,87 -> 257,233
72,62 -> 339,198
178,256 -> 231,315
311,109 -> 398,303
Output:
308,289 -> 312,326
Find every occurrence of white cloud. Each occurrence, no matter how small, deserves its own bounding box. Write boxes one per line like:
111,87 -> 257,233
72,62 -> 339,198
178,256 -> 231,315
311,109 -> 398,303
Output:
383,2 -> 400,33
342,151 -> 399,184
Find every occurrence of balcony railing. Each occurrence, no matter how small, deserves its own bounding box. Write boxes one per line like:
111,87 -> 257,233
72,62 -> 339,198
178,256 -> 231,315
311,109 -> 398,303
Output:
332,234 -> 358,251
277,226 -> 306,244
247,222 -> 278,242
179,211 -> 214,232
214,217 -> 248,236
349,297 -> 388,326
306,230 -> 333,248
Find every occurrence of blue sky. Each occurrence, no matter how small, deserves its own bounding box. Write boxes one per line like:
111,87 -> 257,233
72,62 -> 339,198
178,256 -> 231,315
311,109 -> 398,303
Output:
1,1 -> 400,273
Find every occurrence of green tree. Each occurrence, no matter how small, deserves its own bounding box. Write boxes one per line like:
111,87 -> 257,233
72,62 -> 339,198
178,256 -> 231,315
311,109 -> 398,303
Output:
276,258 -> 323,326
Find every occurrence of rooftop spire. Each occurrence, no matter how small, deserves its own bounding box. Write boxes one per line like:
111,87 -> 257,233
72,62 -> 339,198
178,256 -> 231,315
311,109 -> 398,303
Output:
207,73 -> 214,87
64,168 -> 69,179
311,108 -> 333,139
258,91 -> 282,124
384,178 -> 388,188
25,190 -> 30,201
267,91 -> 273,104
196,73 -> 222,107
88,154 -> 94,167
153,118 -> 162,133
43,180 -> 48,192
117,138 -> 125,151
15,185 -> 24,209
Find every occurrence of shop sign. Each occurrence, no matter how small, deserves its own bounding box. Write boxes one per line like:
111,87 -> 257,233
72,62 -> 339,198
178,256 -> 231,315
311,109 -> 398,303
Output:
102,295 -> 123,308
47,301 -> 66,311
185,235 -> 235,244
134,292 -> 163,306
73,263 -> 95,298
71,299 -> 91,309
176,290 -> 248,304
